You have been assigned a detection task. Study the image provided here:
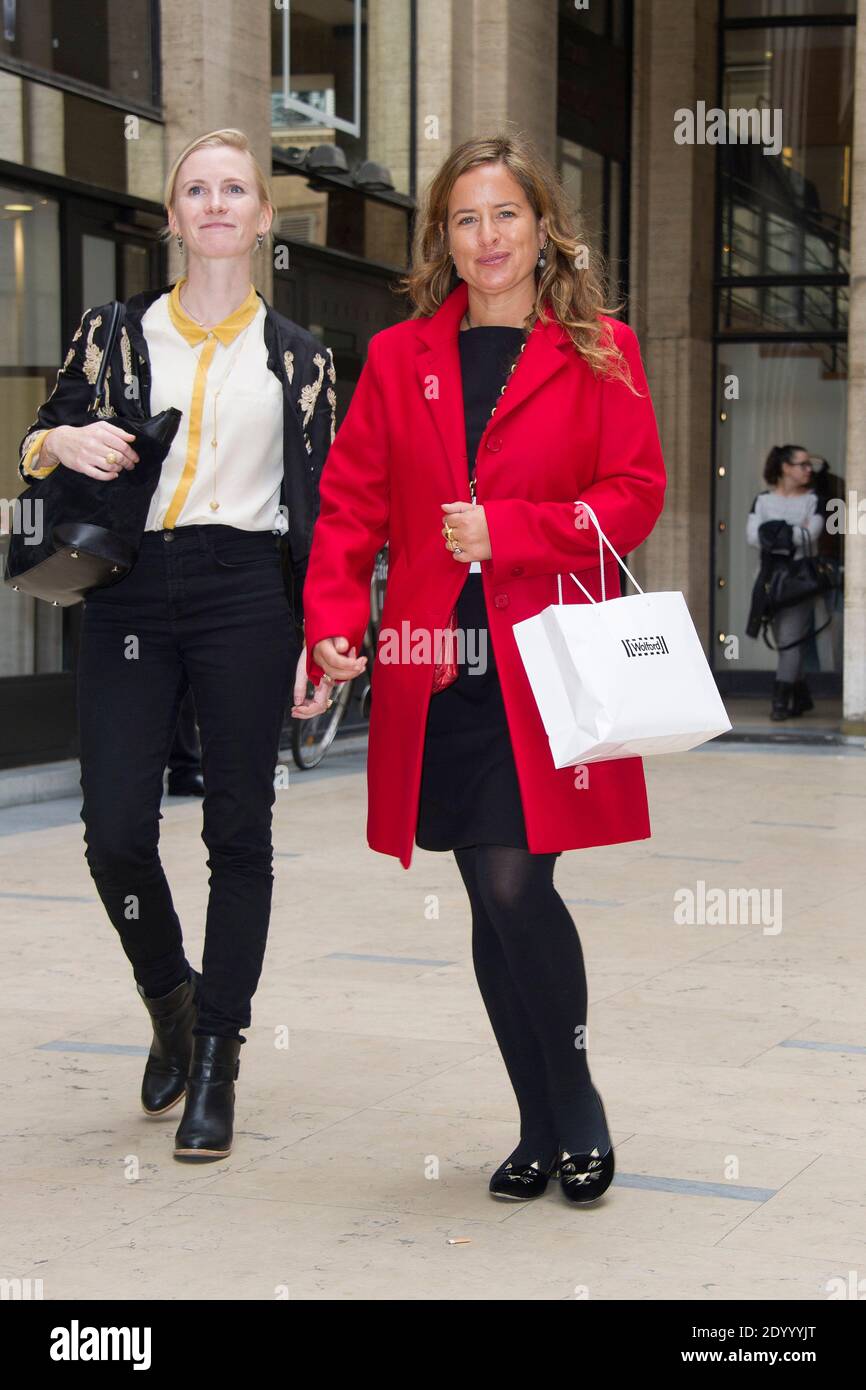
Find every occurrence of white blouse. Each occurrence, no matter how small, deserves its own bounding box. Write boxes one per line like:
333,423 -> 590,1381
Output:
142,280 -> 286,533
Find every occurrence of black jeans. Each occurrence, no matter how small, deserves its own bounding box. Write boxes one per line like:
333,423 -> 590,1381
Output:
77,524 -> 298,1041
167,687 -> 201,777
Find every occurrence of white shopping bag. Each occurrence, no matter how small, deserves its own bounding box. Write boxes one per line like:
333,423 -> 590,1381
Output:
512,503 -> 732,767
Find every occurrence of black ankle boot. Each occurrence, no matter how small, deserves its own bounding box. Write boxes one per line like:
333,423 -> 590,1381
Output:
138,968 -> 200,1116
788,679 -> 814,716
173,1034 -> 241,1162
770,680 -> 793,720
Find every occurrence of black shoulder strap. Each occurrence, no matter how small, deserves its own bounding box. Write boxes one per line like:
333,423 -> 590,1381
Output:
761,610 -> 833,651
87,300 -> 126,415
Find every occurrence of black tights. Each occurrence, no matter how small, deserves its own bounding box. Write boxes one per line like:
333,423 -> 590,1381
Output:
454,843 -> 611,1163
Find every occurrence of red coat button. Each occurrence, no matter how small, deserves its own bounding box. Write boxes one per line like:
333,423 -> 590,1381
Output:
486,436 -> 501,452
493,593 -> 509,609
511,565 -> 524,576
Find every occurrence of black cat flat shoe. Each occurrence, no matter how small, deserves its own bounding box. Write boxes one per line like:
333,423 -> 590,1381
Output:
489,1150 -> 560,1200
558,1144 -> 615,1205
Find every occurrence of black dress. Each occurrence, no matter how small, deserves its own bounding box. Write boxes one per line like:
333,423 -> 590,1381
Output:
415,325 -> 529,852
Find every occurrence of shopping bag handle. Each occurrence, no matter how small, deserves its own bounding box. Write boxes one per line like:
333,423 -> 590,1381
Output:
557,501 -> 646,605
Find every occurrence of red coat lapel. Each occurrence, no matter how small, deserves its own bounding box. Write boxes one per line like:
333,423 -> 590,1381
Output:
411,280 -> 576,501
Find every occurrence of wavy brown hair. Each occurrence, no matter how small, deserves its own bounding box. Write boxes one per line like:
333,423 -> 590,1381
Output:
396,131 -> 638,393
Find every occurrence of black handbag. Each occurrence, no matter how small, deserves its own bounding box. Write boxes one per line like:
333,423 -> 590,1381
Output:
764,528 -> 841,614
4,300 -> 182,607
749,520 -> 841,651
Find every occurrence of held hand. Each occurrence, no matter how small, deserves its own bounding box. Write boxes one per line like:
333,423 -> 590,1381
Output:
440,500 -> 492,563
291,680 -> 333,720
290,638 -> 367,720
290,647 -> 333,720
46,422 -> 139,480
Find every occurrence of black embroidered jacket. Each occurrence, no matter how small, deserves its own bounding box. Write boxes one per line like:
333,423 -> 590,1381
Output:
16,281 -> 336,627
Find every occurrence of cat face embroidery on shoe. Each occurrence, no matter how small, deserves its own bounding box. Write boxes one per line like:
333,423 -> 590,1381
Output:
559,1146 -> 611,1190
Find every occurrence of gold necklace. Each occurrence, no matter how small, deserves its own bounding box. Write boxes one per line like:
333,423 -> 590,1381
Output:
179,290 -> 214,328
204,327 -> 251,511
465,313 -> 530,502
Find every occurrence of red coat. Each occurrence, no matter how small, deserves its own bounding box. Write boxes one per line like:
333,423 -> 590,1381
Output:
302,280 -> 667,869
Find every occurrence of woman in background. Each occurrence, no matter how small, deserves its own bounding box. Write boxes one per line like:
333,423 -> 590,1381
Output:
746,443 -> 824,720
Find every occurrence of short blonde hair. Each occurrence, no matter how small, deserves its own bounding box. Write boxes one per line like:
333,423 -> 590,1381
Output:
160,128 -> 276,258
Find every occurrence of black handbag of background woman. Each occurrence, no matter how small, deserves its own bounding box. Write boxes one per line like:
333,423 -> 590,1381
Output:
762,523 -> 841,614
3,300 -> 182,607
746,518 -> 841,651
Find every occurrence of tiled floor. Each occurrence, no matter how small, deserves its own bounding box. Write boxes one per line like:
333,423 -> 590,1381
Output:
2,736 -> 865,1300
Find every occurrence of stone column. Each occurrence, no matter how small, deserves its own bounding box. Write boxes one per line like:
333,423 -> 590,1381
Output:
158,0 -> 273,299
415,0 -> 558,195
627,0 -> 717,645
842,3 -> 866,733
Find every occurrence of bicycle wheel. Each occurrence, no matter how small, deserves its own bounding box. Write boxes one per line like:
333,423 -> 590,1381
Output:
290,677 -> 353,770
371,545 -> 388,630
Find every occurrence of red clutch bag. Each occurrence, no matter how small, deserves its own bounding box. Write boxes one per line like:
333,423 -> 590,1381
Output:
431,605 -> 459,692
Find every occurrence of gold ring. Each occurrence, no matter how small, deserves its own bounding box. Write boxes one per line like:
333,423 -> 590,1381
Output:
105,450 -> 118,466
444,524 -> 455,542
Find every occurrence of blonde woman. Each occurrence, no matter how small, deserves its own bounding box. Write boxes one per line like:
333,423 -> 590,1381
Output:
16,130 -> 335,1162
295,133 -> 666,1205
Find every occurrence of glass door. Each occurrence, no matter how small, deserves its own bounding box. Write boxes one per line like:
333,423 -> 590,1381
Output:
0,192 -> 162,768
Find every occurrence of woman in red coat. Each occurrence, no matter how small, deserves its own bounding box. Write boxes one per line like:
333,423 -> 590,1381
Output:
293,133 -> 666,1205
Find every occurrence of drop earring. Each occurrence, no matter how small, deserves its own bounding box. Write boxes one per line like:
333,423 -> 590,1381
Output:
537,237 -> 549,268
176,234 -> 183,252
256,232 -> 264,250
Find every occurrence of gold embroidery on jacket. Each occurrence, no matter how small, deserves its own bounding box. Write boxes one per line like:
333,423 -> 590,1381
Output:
299,353 -> 325,424
20,310 -> 102,468
324,348 -> 336,443
82,314 -> 104,385
283,349 -> 294,385
299,352 -> 326,454
120,327 -> 134,384
44,311 -> 89,406
96,366 -> 116,417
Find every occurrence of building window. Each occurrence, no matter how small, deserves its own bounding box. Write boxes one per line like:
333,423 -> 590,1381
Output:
269,0 -> 414,269
718,18 -> 854,336
0,187 -> 64,679
0,0 -> 159,113
713,0 -> 854,685
272,0 -> 413,198
725,1 -> 854,16
557,0 -> 631,311
0,74 -> 164,203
